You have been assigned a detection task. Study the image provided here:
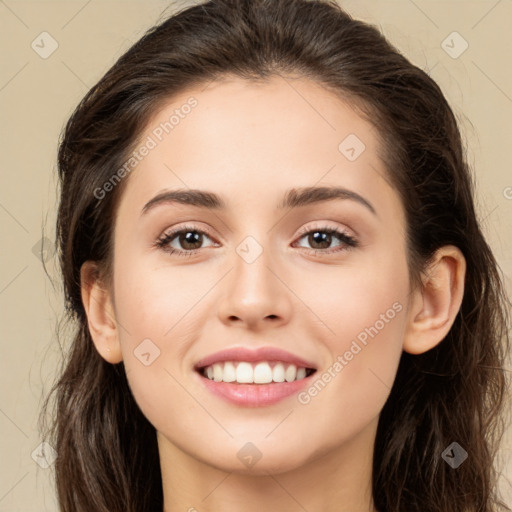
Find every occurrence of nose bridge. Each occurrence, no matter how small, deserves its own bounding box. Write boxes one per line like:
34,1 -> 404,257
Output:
233,233 -> 276,303
216,232 -> 292,327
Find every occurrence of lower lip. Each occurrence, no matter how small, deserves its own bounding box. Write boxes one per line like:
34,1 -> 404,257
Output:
196,371 -> 315,407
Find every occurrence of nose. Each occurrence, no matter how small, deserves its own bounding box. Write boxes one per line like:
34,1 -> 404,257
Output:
216,242 -> 293,330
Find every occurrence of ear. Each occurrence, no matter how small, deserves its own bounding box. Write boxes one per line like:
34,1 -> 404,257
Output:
403,245 -> 466,355
80,261 -> 123,364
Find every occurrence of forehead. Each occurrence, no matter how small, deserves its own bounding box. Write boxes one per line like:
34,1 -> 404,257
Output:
116,75 -> 398,219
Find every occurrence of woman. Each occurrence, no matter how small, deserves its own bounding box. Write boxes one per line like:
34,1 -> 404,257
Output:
41,0 -> 511,510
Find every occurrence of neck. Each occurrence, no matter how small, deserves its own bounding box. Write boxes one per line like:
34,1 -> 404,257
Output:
159,417 -> 379,512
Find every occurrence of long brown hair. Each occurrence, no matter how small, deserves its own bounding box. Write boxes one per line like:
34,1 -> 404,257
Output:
40,0 -> 511,510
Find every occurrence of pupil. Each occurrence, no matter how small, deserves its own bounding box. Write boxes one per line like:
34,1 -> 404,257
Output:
310,231 -> 330,249
182,231 -> 201,249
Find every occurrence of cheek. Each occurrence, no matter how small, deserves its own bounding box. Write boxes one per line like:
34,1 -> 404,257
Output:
310,245 -> 409,347
293,281 -> 407,447
111,255 -> 214,425
113,250 -> 208,342
298,248 -> 409,409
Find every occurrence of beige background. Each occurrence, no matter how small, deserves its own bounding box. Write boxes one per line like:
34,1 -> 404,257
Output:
0,0 -> 511,510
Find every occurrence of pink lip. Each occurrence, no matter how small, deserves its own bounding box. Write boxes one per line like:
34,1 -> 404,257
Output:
193,346 -> 317,370
195,371 -> 316,407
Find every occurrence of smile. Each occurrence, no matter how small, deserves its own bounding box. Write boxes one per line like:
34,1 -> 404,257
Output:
199,361 -> 315,384
195,362 -> 317,407
193,345 -> 318,407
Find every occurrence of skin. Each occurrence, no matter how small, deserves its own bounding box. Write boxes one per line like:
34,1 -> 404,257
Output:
81,75 -> 466,512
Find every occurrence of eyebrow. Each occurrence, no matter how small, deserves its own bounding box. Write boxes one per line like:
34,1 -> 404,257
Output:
140,186 -> 377,216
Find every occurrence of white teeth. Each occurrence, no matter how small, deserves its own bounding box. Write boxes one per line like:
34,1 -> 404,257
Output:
236,362 -> 253,383
223,361 -> 236,382
296,367 -> 306,380
201,361 -> 312,384
213,363 -> 223,382
285,364 -> 297,382
253,362 -> 273,384
272,363 -> 285,382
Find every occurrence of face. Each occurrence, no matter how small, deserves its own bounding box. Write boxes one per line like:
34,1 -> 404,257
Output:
108,75 -> 412,474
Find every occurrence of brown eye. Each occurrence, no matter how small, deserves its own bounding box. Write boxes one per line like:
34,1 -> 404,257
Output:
156,225 -> 217,257
294,227 -> 357,253
177,231 -> 203,250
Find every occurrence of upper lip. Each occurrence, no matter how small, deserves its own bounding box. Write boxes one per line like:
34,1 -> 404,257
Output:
194,346 -> 318,370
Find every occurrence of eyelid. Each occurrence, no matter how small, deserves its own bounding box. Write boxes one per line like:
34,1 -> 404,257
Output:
156,220 -> 358,256
157,221 -> 353,242
157,223 -> 218,246
294,221 -> 354,239
292,223 -> 358,252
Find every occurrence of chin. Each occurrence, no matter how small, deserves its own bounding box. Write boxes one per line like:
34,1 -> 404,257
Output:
201,444 -> 312,476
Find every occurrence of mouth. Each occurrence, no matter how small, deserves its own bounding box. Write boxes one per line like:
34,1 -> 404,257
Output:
196,361 -> 317,384
194,360 -> 318,407
193,346 -> 319,406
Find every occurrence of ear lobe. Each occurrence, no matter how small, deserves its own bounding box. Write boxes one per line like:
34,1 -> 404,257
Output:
403,245 -> 466,355
80,261 -> 123,364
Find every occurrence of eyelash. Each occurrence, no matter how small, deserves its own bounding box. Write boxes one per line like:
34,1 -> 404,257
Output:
155,223 -> 358,258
